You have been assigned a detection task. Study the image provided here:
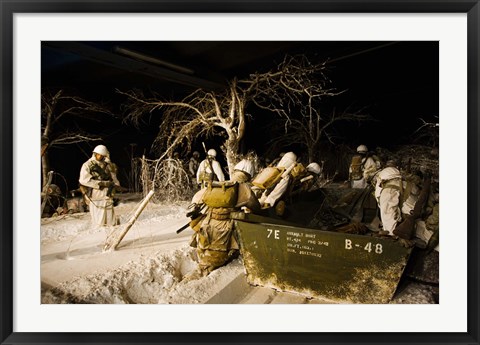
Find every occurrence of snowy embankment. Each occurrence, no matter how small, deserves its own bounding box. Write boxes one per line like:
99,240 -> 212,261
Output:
41,197 -> 250,304
41,196 -> 437,304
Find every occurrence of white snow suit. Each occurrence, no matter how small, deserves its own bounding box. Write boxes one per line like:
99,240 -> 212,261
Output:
79,155 -> 120,227
196,158 -> 225,187
374,167 -> 403,235
349,154 -> 379,189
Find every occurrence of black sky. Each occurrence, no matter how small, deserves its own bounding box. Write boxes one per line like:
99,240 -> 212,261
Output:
41,41 -> 439,191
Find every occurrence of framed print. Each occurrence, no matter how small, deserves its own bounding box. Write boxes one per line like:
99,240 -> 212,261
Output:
1,1 -> 479,344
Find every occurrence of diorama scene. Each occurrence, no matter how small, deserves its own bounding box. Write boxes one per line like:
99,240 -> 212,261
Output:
41,41 -> 439,304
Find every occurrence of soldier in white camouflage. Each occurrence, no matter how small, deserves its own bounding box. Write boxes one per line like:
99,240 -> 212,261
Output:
196,148 -> 225,188
79,145 -> 121,227
349,145 -> 381,188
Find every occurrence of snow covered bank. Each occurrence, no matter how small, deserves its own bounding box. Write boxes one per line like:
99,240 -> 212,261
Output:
41,197 -> 438,304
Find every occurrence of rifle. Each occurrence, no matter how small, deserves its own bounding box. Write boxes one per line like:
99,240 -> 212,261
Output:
176,223 -> 191,234
89,162 -> 112,181
107,184 -> 115,198
176,203 -> 207,234
90,162 -> 116,197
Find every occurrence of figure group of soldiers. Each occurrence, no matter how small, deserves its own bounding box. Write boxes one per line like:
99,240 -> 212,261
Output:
183,148 -> 324,280
184,144 -> 438,280
348,144 -> 438,247
76,144 -> 438,282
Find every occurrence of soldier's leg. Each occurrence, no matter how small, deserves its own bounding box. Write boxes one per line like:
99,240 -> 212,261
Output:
198,248 -> 230,274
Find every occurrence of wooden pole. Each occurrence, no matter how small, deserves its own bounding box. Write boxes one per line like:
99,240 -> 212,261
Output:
103,189 -> 155,252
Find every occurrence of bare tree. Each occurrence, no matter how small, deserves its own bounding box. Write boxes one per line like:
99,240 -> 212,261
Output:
242,55 -> 370,162
139,156 -> 193,202
265,107 -> 370,163
118,54 -> 368,175
412,116 -> 439,148
118,78 -> 247,176
41,90 -> 114,187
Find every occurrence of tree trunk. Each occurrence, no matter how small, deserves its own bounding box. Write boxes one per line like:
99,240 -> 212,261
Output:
41,152 -> 51,188
307,140 -> 321,164
307,146 -> 315,164
224,137 -> 240,178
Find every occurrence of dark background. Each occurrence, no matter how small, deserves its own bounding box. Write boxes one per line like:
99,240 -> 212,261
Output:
41,41 -> 439,191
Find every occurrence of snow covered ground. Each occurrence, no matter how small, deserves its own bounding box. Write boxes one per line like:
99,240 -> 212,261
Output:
41,194 -> 438,304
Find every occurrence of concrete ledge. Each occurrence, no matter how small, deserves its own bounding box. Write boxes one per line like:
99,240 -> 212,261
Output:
206,271 -> 252,304
204,263 -> 334,304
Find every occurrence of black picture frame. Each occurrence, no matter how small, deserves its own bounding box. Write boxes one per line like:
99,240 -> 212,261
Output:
1,1 -> 479,344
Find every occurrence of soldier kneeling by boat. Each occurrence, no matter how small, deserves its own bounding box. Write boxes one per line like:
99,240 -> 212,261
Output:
184,159 -> 260,281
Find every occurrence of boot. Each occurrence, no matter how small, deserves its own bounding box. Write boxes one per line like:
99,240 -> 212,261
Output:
181,267 -> 203,282
182,265 -> 210,283
275,200 -> 286,216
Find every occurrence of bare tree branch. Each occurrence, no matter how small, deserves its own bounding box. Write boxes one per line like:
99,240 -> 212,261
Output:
41,89 -> 115,186
412,116 -> 439,147
117,82 -> 248,175
118,54 -> 371,174
240,55 -> 370,162
50,133 -> 103,146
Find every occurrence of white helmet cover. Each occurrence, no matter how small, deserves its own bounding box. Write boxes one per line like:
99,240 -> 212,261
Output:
378,166 -> 401,180
357,145 -> 368,153
207,149 -> 217,157
276,152 -> 297,168
234,159 -> 255,177
306,162 -> 321,175
93,145 -> 109,157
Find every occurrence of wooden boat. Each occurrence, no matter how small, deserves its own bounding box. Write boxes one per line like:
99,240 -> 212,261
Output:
233,188 -> 413,304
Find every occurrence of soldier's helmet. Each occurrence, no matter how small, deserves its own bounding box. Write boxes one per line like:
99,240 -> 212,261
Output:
306,162 -> 321,175
385,159 -> 398,168
356,145 -> 368,154
93,145 -> 109,157
276,152 -> 297,168
207,149 -> 217,157
234,159 -> 255,177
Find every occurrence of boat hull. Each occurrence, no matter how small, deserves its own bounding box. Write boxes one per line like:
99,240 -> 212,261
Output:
235,218 -> 412,304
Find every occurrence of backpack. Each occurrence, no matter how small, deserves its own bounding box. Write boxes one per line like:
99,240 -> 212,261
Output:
350,155 -> 365,180
290,163 -> 306,180
202,181 -> 239,208
252,166 -> 284,189
198,159 -> 216,183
